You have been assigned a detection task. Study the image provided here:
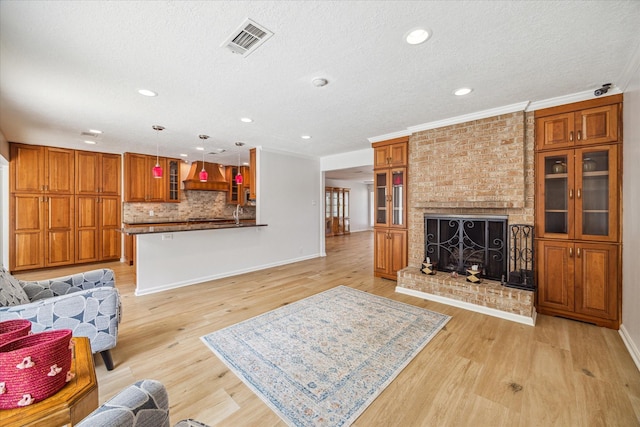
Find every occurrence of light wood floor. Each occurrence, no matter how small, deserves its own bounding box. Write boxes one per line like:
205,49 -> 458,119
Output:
14,231 -> 640,426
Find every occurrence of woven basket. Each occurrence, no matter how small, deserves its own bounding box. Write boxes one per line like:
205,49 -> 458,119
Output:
0,329 -> 73,409
0,319 -> 31,345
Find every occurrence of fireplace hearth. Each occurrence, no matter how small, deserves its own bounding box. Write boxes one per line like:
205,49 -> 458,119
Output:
424,215 -> 507,281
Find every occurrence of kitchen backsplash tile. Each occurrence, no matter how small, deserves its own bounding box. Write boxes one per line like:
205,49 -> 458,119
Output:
123,190 -> 255,223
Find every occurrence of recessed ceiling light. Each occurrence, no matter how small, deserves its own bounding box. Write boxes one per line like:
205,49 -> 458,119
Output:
138,89 -> 158,97
454,87 -> 473,96
88,129 -> 103,134
301,135 -> 312,140
196,147 -> 204,151
240,117 -> 253,123
180,153 -> 188,157
84,140 -> 97,145
405,28 -> 431,45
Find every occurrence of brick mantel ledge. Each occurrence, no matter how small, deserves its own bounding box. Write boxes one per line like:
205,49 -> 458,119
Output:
396,267 -> 536,326
414,200 -> 524,209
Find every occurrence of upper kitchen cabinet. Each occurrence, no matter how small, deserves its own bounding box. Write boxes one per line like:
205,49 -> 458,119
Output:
374,136 -> 408,168
124,153 -> 180,203
535,94 -> 621,151
75,150 -> 121,195
249,148 -> 256,200
10,143 -> 74,194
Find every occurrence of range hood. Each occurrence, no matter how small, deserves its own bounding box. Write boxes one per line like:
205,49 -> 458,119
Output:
183,161 -> 228,191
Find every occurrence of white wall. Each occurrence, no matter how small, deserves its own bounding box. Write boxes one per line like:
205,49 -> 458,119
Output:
621,52 -> 640,370
321,148 -> 373,170
135,148 -> 324,294
258,148 -> 323,259
325,178 -> 371,232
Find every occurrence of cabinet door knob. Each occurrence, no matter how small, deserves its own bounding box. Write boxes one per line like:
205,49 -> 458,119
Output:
577,130 -> 582,141
569,131 -> 574,142
569,247 -> 573,257
577,189 -> 581,199
569,189 -> 574,199
577,247 -> 581,258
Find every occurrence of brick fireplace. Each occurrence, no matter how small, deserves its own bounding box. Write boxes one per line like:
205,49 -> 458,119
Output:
396,110 -> 537,325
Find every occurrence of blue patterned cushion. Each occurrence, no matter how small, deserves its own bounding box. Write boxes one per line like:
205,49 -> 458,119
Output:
0,268 -> 30,307
77,380 -> 170,427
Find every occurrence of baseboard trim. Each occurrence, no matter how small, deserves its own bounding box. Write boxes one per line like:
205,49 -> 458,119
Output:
395,286 -> 537,326
619,324 -> 640,373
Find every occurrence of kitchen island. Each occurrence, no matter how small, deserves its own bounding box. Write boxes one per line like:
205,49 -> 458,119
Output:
121,221 -> 268,295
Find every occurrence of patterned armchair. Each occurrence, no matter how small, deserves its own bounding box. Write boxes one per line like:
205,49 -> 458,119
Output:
77,380 -> 211,427
0,267 -> 121,370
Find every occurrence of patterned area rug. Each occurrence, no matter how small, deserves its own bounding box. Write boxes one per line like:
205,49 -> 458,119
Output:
201,286 -> 450,426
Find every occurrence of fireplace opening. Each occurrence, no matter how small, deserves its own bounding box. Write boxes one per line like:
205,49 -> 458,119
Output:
424,215 -> 507,281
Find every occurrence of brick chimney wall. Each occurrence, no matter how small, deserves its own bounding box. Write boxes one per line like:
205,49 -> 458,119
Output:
407,111 -> 535,268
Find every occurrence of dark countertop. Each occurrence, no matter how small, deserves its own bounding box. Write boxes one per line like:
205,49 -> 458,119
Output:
121,221 -> 266,235
122,217 -> 254,225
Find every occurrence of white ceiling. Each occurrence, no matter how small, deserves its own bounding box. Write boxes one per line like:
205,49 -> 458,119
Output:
1,1 -> 639,174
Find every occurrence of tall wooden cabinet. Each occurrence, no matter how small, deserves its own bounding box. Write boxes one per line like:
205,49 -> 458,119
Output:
10,144 -> 75,270
372,136 -> 408,280
325,187 -> 350,236
534,95 -> 622,329
9,143 -> 121,272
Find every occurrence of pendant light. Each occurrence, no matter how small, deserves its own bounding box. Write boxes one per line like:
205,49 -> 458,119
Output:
235,142 -> 245,185
198,135 -> 209,182
152,125 -> 165,178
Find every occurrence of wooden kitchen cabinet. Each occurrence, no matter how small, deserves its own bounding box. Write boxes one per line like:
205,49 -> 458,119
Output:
75,195 -> 121,263
124,153 -> 179,202
249,148 -> 256,200
9,142 -> 120,272
10,193 -> 75,270
372,136 -> 408,280
75,151 -> 121,195
534,96 -> 622,329
535,95 -> 621,151
11,144 -> 74,194
226,165 -> 251,205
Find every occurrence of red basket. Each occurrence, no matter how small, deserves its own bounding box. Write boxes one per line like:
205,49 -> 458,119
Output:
0,329 -> 73,409
0,319 -> 31,345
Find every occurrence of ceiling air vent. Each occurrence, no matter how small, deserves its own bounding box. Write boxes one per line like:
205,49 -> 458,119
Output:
222,18 -> 273,57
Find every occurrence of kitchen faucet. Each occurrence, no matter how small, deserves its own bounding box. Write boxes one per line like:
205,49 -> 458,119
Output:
233,204 -> 243,225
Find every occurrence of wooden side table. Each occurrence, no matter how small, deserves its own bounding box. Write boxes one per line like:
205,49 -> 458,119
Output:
1,337 -> 98,426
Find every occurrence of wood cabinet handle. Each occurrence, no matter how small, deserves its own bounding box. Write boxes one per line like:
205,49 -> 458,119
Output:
577,247 -> 581,258
569,131 -> 574,142
577,130 -> 582,141
577,189 -> 581,199
569,247 -> 573,257
569,189 -> 574,199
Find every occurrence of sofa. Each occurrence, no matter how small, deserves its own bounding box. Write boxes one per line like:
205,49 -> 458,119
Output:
77,380 -> 211,427
0,267 -> 121,370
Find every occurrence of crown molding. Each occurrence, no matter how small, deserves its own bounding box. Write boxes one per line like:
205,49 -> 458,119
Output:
526,88 -> 623,112
407,101 -> 530,134
367,129 -> 411,144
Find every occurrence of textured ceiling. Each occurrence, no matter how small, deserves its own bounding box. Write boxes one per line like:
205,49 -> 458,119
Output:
1,1 -> 639,171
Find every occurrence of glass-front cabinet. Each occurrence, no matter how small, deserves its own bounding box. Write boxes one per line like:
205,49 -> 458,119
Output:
168,159 -> 180,202
536,145 -> 618,242
375,168 -> 405,228
325,186 -> 350,237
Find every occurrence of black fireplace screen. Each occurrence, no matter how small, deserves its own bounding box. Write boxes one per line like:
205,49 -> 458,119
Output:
424,215 -> 507,281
